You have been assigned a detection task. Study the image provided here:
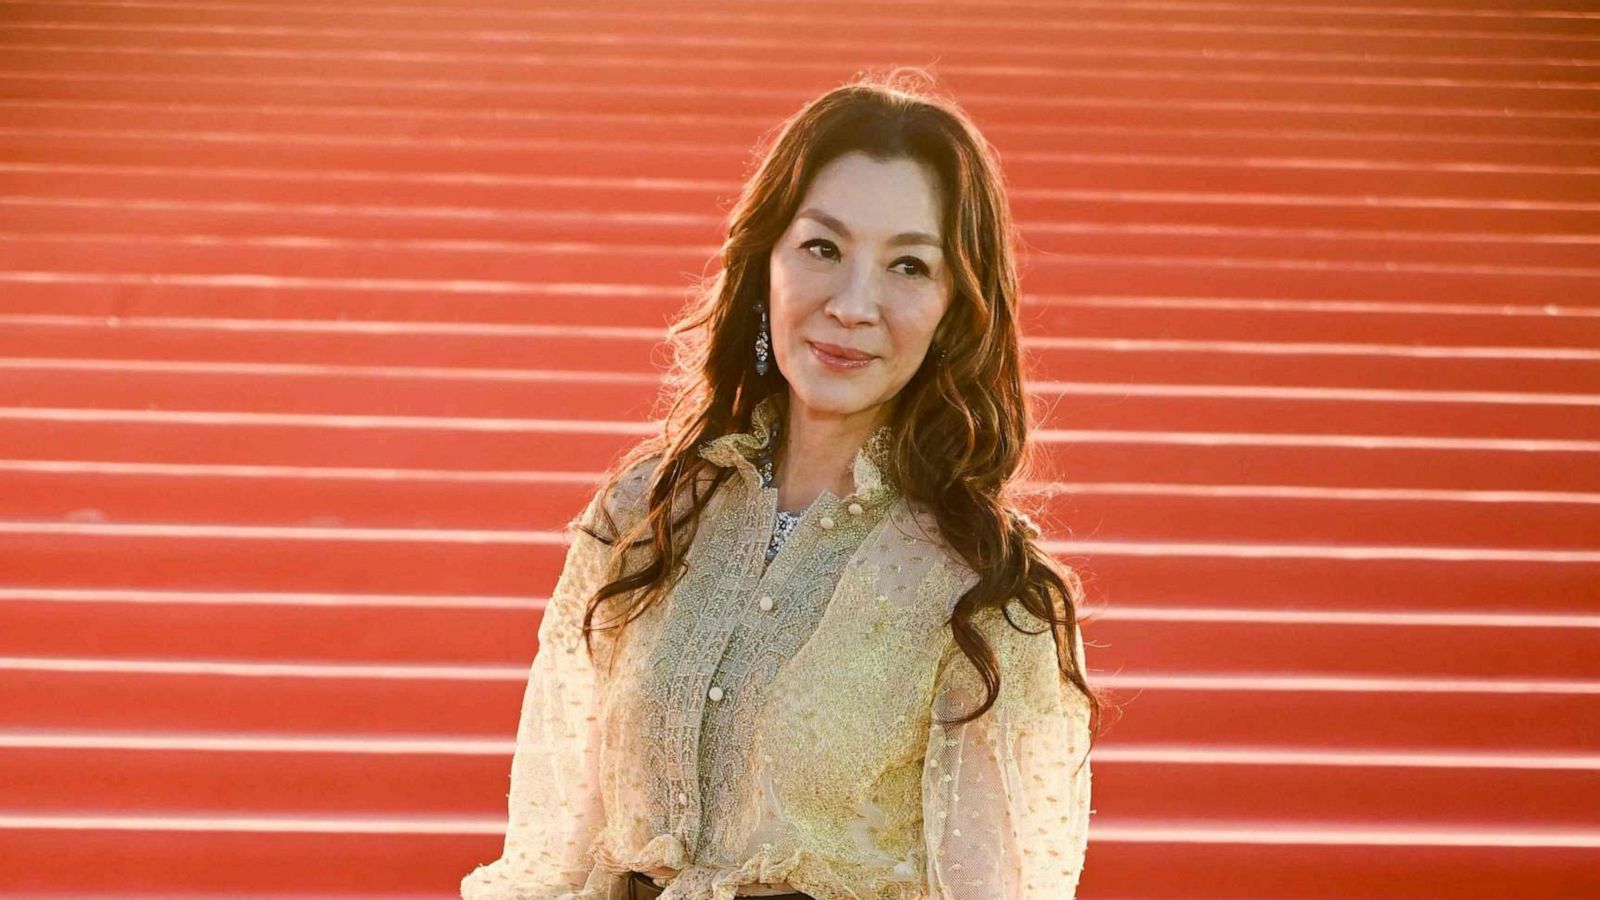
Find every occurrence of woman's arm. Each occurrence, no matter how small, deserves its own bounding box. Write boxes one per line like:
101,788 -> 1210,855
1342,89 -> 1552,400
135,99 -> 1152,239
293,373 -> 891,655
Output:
921,609 -> 1094,900
460,487 -> 621,900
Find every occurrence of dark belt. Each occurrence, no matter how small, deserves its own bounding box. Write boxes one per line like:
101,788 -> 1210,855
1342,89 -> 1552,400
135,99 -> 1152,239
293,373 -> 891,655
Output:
626,870 -> 813,900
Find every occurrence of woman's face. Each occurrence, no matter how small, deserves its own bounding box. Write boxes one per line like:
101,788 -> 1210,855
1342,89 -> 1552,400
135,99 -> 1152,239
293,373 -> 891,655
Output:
767,151 -> 954,427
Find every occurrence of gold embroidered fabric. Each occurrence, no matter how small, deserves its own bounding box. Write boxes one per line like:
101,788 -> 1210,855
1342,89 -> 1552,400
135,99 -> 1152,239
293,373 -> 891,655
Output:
461,396 -> 1093,900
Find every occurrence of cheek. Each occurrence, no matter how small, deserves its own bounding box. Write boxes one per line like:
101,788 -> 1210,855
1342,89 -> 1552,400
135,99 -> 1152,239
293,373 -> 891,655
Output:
768,262 -> 824,331
769,251 -> 800,302
884,302 -> 945,356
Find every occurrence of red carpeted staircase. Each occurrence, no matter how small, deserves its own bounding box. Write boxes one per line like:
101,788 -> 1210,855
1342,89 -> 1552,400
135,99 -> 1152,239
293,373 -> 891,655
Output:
1,0 -> 1597,896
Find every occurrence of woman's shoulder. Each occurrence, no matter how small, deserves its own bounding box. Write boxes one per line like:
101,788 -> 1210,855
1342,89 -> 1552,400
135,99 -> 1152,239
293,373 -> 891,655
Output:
895,500 -> 1061,632
891,498 -> 982,615
580,451 -> 664,540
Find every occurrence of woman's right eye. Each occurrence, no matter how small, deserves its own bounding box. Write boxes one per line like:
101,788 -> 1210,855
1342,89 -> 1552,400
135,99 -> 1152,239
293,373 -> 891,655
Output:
800,238 -> 839,261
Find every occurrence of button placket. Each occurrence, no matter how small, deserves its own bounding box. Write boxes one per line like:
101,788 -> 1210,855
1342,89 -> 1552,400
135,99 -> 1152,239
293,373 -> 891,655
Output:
665,483 -> 777,854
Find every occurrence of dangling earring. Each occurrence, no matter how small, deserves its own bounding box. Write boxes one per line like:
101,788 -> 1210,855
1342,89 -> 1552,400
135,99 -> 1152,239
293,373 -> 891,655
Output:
754,303 -> 771,376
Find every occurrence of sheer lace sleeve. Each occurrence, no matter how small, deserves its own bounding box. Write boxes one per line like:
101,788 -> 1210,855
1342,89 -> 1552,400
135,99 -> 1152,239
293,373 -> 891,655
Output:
460,484 -> 628,900
921,604 -> 1094,900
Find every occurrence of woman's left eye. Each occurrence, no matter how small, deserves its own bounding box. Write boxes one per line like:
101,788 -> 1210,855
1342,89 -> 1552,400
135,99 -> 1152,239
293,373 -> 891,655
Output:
893,257 -> 931,278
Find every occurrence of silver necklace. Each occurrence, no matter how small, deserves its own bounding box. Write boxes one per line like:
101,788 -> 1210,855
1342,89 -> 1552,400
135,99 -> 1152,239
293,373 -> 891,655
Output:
757,421 -> 806,563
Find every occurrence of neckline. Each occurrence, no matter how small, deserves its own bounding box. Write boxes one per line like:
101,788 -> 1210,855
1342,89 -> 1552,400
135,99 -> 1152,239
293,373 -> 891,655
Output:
697,394 -> 897,506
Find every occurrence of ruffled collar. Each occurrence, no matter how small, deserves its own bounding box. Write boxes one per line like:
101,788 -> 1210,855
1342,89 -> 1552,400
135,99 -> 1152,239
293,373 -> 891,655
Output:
696,394 -> 896,504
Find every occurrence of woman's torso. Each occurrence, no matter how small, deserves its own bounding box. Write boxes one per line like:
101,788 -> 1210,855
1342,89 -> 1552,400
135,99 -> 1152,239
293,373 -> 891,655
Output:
588,414 -> 977,898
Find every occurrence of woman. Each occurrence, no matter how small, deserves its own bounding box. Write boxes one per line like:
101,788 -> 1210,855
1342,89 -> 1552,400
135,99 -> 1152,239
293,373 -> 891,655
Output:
462,71 -> 1104,900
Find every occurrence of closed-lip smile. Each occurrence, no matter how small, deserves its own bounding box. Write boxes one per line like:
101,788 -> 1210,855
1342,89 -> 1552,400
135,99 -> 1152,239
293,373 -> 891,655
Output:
809,341 -> 876,361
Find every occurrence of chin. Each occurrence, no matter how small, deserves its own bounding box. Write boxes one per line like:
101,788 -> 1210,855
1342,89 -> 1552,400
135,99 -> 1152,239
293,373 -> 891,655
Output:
787,379 -> 874,415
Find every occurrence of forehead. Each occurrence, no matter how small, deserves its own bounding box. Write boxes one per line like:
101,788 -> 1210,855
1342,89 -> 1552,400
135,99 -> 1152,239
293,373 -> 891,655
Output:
794,152 -> 944,243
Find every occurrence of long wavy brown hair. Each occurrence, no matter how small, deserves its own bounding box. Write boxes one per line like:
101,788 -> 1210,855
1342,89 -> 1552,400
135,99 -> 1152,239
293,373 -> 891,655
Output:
571,69 -> 1106,759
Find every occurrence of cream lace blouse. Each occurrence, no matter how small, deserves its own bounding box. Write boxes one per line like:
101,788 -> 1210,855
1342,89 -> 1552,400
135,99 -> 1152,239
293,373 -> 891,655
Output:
460,396 -> 1093,900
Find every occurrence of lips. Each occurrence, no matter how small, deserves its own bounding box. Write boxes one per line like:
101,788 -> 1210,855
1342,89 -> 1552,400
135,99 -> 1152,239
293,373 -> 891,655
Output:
809,341 -> 876,361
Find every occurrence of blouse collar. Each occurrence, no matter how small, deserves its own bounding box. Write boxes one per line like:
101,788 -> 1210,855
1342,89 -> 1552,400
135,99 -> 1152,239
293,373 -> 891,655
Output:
696,394 -> 897,505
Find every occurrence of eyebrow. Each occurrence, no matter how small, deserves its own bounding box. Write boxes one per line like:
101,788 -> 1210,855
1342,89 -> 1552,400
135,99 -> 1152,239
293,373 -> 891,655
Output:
797,208 -> 942,250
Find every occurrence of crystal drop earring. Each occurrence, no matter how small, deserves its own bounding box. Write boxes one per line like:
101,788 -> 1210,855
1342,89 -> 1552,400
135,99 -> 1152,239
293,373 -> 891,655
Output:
754,303 -> 771,376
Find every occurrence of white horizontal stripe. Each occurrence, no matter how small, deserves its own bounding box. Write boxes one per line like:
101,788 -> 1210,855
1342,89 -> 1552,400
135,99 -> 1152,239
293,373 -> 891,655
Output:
6,4 -> 1587,52
0,193 -> 716,222
1105,745 -> 1600,771
0,356 -> 660,385
1106,673 -> 1600,694
1033,481 -> 1600,505
0,655 -> 533,680
5,121 -> 1599,179
3,102 -> 1587,156
1041,537 -> 1600,563
4,355 -> 1597,401
10,225 -> 1600,278
0,811 -> 496,835
0,124 -> 722,157
0,161 -> 739,193
1089,823 -> 1600,848
1025,220 -> 1600,245
0,405 -> 642,437
6,105 -> 1600,172
4,69 -> 1595,128
3,656 -> 1595,693
0,269 -> 683,297
5,101 -> 1594,150
2,731 -> 1596,770
1031,379 -> 1600,406
23,0 -> 1593,28
1033,427 -> 1600,451
1055,293 -> 1600,319
1,406 -> 1594,451
1,587 -> 1594,629
10,192 -> 1600,252
1024,336 -> 1600,362
19,2 -> 1600,44
0,810 -> 1594,846
1101,606 -> 1600,629
15,520 -> 1593,564
1,193 -> 724,226
3,265 -> 1595,321
0,405 -> 658,433
0,731 -> 503,754
3,39 -> 1597,98
5,159 -> 1596,211
0,586 -> 541,608
0,520 -> 573,545
4,267 -> 1594,319
0,457 -> 604,485
8,35 -> 1596,95
0,229 -> 718,260
0,313 -> 670,340
3,311 -> 1598,361
1023,185 -> 1600,211
3,458 -> 1594,506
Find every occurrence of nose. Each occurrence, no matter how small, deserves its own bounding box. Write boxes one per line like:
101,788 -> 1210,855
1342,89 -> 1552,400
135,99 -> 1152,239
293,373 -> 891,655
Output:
824,257 -> 881,326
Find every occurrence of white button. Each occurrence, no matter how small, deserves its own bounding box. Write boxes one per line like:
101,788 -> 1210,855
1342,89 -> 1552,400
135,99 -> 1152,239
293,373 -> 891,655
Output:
708,685 -> 724,702
847,502 -> 864,516
818,515 -> 835,530
677,791 -> 688,804
758,595 -> 774,611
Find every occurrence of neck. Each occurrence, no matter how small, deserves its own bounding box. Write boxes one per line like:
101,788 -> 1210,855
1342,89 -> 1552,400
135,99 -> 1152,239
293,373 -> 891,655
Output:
772,398 -> 885,513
